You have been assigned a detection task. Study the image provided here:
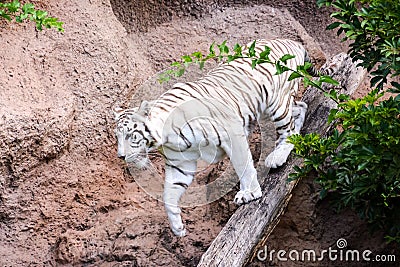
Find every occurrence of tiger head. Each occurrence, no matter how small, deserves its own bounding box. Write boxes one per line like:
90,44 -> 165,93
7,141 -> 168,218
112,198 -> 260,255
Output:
113,101 -> 156,169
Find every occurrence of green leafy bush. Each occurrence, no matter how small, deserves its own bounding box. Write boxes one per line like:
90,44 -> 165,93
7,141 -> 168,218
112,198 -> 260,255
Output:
289,89 -> 400,240
317,0 -> 400,90
0,0 -> 64,31
288,0 -> 400,243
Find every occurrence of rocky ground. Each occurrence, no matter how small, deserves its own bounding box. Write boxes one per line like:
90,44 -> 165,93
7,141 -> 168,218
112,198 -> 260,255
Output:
0,0 -> 398,266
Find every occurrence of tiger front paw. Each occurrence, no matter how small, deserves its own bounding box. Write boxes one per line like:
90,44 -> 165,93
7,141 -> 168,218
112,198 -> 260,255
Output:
171,225 -> 186,237
234,187 -> 262,205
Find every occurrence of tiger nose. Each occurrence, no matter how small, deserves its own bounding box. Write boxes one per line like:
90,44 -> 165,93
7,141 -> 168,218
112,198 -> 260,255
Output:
118,154 -> 125,160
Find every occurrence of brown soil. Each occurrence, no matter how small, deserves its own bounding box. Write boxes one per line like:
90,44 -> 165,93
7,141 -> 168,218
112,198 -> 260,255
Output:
0,0 -> 398,266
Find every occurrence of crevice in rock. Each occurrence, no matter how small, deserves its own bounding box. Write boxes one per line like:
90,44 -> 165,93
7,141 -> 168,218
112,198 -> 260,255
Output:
109,0 -> 215,33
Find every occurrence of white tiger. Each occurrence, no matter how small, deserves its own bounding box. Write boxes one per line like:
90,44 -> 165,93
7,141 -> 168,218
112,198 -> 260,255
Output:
114,39 -> 321,236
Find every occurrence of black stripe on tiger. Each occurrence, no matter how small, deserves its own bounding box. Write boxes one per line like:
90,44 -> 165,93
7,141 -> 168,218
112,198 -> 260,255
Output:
166,163 -> 187,176
173,182 -> 188,189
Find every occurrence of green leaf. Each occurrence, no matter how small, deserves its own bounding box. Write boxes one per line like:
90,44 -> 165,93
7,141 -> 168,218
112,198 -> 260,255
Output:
317,0 -> 331,8
0,11 -> 12,21
259,46 -> 271,60
20,13 -> 28,20
320,75 -> 340,86
298,61 -> 313,74
326,21 -> 341,30
227,55 -> 236,63
319,188 -> 328,199
170,62 -> 181,68
36,21 -> 43,31
209,42 -> 216,55
390,81 -> 400,92
280,54 -> 296,64
371,76 -> 383,87
233,43 -> 242,56
175,68 -> 185,77
34,10 -> 48,20
15,15 -> 22,22
324,89 -> 338,100
303,77 -> 312,88
199,60 -> 205,70
288,72 -> 303,81
7,0 -> 20,13
218,40 -> 229,55
181,55 -> 192,63
251,59 -> 257,69
223,45 -> 229,54
328,108 -> 338,123
22,3 -> 35,14
192,51 -> 203,60
248,40 -> 256,57
275,62 -> 290,75
338,93 -> 350,101
158,73 -> 171,83
288,172 -> 300,182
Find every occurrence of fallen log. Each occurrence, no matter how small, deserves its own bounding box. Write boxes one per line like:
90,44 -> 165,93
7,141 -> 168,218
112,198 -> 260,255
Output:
198,53 -> 367,267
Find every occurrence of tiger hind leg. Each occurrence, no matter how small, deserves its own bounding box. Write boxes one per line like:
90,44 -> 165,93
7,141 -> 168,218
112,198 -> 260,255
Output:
264,136 -> 295,168
292,101 -> 307,133
265,100 -> 307,168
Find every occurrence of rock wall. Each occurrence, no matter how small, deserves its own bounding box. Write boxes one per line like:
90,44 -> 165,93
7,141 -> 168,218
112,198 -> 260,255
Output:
109,0 -> 346,56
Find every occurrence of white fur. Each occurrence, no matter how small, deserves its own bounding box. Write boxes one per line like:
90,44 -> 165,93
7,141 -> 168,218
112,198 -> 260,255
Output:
115,39 -> 311,236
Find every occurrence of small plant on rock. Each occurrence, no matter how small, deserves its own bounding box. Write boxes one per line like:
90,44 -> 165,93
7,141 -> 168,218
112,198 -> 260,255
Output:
0,0 -> 64,31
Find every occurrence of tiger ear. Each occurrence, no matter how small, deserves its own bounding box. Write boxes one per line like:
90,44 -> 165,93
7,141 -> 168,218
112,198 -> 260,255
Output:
113,107 -> 124,121
137,100 -> 151,117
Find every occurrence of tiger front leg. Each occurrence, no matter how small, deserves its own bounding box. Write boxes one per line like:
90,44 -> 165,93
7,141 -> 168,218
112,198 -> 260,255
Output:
163,161 -> 196,237
224,132 -> 262,205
